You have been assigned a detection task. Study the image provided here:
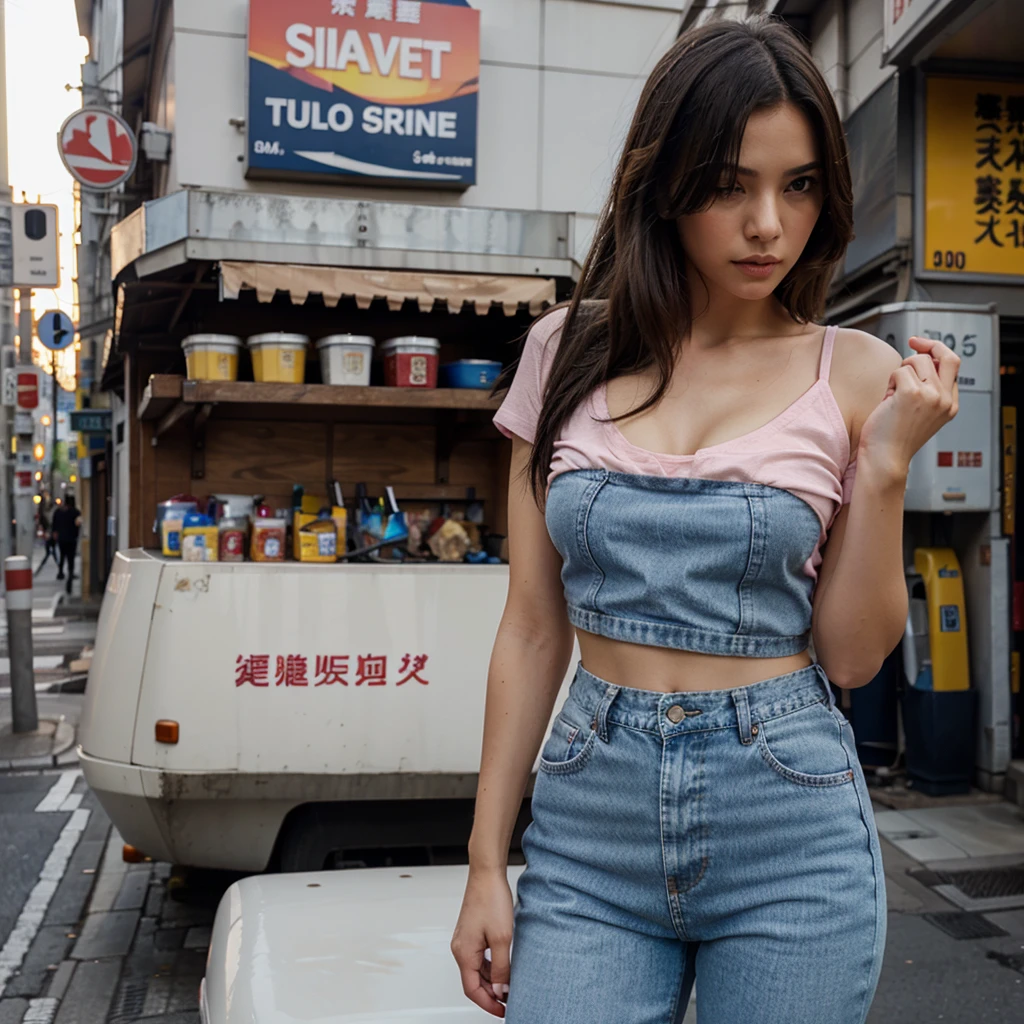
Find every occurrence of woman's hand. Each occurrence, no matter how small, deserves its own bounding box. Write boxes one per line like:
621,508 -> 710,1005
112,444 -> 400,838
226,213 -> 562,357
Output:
856,336 -> 960,481
451,866 -> 515,1016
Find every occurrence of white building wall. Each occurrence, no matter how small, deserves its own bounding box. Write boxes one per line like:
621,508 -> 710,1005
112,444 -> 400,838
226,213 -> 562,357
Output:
808,0 -> 894,120
167,0 -> 685,265
844,0 -> 892,113
810,0 -> 844,111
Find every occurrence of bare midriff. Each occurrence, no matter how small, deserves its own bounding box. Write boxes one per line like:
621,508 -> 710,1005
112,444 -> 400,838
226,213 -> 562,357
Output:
577,630 -> 812,693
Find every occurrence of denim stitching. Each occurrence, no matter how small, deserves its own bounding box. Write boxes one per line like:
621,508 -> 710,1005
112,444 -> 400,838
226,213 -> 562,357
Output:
736,495 -> 767,635
755,726 -> 855,787
731,687 -> 753,744
840,734 -> 887,1023
574,472 -> 608,611
659,733 -> 690,942
538,727 -> 598,775
568,688 -> 832,737
567,604 -> 810,657
676,734 -> 710,896
595,684 -> 620,743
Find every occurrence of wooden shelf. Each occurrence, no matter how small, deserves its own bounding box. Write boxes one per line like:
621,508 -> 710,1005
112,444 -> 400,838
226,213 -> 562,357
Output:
138,375 -> 184,421
139,375 -> 500,422
183,379 -> 501,410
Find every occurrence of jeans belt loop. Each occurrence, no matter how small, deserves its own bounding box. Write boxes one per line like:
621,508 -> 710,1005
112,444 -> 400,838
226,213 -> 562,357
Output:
731,687 -> 753,745
814,662 -> 837,711
594,683 -> 620,743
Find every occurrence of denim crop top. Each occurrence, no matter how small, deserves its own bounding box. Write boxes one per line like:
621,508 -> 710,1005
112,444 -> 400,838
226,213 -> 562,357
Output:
493,308 -> 858,658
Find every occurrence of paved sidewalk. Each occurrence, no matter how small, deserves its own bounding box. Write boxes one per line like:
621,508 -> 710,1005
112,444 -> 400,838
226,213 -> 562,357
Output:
869,796 -> 1024,1021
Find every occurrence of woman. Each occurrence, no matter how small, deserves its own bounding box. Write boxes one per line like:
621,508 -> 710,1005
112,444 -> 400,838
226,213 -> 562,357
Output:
451,16 -> 957,1024
35,495 -> 58,576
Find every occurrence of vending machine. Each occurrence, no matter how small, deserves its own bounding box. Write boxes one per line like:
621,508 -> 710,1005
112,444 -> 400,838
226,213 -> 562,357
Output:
845,302 -> 1011,792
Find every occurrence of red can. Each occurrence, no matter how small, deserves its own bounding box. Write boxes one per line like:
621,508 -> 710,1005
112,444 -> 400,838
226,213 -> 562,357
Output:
218,518 -> 248,562
382,336 -> 440,388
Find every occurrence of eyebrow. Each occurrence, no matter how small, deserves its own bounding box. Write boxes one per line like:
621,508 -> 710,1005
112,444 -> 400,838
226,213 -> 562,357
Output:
733,161 -> 822,178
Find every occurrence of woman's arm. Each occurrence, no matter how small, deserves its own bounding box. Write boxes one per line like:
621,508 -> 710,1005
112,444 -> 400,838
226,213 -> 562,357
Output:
811,467 -> 908,688
467,435 -> 575,869
812,332 -> 959,688
453,437 -> 574,1014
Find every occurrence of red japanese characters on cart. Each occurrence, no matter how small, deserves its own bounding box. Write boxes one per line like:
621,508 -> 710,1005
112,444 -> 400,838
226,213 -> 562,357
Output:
57,107 -> 137,191
235,653 -> 430,687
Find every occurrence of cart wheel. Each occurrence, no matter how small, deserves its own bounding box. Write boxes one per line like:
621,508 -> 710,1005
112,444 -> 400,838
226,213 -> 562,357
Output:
276,804 -> 344,873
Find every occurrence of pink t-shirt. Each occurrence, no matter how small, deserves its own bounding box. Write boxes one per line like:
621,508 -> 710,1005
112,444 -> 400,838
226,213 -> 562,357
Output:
493,307 -> 857,578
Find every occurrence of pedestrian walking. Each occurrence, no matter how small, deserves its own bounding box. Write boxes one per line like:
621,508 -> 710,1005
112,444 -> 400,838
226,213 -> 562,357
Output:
451,16 -> 959,1024
35,496 -> 58,575
52,494 -> 82,595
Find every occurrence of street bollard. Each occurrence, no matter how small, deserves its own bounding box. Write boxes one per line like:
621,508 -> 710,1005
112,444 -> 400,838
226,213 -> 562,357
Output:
5,555 -> 37,733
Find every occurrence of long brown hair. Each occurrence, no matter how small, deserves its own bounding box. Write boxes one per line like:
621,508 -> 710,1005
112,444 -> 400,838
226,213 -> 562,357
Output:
499,16 -> 853,501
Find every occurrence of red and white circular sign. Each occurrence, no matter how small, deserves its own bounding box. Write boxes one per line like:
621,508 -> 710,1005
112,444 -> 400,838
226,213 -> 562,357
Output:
57,107 -> 137,190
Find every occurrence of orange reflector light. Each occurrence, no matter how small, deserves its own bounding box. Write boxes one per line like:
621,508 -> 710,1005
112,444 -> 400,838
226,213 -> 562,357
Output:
155,719 -> 179,744
122,844 -> 148,864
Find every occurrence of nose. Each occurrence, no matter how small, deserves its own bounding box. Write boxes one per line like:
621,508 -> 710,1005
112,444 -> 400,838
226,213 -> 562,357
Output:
745,192 -> 782,243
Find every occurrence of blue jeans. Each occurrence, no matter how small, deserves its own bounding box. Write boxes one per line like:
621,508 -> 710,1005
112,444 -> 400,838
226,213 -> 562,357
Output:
506,663 -> 886,1023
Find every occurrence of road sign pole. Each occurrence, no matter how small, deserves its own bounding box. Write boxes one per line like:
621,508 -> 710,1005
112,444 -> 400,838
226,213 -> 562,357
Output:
5,555 -> 37,733
15,287 -> 33,558
36,312 -> 74,502
0,2 -> 12,565
50,363 -> 57,496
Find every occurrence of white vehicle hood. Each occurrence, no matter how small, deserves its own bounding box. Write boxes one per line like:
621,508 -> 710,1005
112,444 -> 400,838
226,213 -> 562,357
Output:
203,863 -> 525,1023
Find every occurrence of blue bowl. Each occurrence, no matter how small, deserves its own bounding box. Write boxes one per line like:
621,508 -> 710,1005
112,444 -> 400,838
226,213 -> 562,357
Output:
440,360 -> 503,389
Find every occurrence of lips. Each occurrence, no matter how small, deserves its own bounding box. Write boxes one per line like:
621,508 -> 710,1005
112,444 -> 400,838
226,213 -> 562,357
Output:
732,258 -> 781,279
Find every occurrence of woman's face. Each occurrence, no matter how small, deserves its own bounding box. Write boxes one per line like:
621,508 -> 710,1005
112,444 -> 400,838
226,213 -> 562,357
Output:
677,102 -> 824,304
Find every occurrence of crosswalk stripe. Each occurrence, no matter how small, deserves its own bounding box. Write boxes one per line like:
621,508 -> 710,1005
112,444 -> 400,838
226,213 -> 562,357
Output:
35,770 -> 81,813
0,809 -> 91,996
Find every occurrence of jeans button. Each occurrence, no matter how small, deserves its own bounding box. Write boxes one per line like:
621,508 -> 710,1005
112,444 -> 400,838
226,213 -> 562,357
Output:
666,705 -> 685,724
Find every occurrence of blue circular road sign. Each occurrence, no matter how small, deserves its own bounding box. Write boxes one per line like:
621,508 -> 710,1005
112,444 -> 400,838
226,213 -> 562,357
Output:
37,309 -> 75,351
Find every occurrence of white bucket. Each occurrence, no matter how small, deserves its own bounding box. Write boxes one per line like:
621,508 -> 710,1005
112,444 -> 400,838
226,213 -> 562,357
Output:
317,334 -> 375,386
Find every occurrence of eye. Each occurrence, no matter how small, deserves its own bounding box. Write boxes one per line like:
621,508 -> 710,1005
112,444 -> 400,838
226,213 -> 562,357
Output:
716,182 -> 743,197
787,176 -> 819,194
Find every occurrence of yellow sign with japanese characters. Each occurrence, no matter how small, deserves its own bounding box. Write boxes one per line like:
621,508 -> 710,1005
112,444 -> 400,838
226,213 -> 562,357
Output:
925,76 -> 1024,278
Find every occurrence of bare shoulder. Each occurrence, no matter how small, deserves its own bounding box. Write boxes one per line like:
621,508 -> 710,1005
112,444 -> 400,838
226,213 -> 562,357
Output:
828,327 -> 902,434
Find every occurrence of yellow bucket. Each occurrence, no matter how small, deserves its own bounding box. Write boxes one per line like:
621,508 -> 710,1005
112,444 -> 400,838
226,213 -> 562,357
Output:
247,333 -> 309,383
182,334 -> 242,381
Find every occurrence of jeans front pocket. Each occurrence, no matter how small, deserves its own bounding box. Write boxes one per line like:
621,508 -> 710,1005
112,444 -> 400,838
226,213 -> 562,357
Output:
756,699 -> 855,788
538,698 -> 598,776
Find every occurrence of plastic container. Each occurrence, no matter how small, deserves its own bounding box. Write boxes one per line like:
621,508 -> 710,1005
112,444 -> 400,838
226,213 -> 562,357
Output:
156,499 -> 199,557
296,519 -> 337,562
211,494 -> 256,521
182,514 -> 219,562
317,335 -> 375,386
251,517 -> 287,562
246,333 -> 309,384
439,359 -> 502,389
181,334 -> 242,382
381,336 -> 440,388
218,517 -> 248,562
